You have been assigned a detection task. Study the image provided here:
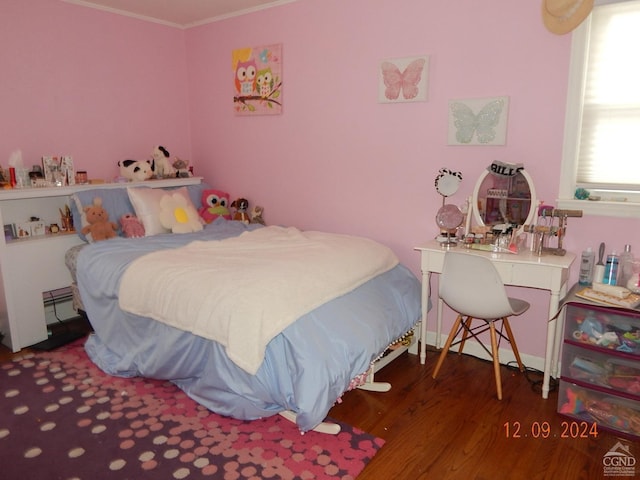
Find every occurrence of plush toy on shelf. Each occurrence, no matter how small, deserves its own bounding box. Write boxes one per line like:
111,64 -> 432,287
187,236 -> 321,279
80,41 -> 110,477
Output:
81,197 -> 118,242
198,189 -> 231,223
118,158 -> 155,182
172,157 -> 191,178
120,213 -> 145,238
230,198 -> 250,224
152,145 -> 175,178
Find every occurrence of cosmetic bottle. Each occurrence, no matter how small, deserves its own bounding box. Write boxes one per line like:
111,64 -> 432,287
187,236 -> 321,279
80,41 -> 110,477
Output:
618,244 -> 634,287
602,251 -> 619,286
578,247 -> 595,286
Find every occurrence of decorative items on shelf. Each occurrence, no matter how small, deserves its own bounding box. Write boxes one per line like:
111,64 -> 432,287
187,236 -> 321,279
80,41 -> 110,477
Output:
42,155 -> 75,186
3,204 -> 74,242
10,217 -> 45,239
2,150 -> 82,189
5,150 -> 30,188
117,146 -> 194,182
59,205 -> 74,232
75,171 -> 88,184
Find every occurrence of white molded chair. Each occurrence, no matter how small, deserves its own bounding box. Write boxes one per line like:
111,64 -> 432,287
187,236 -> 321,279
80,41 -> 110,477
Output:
432,251 -> 529,400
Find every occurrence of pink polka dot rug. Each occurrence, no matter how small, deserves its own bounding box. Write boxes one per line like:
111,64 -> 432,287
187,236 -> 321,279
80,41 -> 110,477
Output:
0,339 -> 384,479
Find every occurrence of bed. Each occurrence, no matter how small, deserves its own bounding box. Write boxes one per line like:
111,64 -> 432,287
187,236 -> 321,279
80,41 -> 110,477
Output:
68,183 -> 422,433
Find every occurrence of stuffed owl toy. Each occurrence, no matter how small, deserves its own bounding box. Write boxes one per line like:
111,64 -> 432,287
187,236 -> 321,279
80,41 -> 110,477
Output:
198,189 -> 231,223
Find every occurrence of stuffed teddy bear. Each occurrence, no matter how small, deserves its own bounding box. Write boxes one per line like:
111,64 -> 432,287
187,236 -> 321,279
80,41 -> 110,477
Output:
118,159 -> 155,181
230,198 -> 250,224
120,213 -> 145,238
81,197 -> 118,241
152,145 -> 175,178
250,205 -> 265,225
198,189 -> 231,223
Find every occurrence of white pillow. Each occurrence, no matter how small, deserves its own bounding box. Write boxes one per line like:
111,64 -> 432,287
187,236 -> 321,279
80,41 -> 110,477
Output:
127,186 -> 193,236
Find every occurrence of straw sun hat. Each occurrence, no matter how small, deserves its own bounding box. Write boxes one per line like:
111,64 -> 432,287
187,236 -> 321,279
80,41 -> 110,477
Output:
542,0 -> 594,34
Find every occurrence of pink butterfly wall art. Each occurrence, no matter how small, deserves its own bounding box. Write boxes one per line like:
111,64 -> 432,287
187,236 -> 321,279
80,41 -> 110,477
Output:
379,55 -> 429,103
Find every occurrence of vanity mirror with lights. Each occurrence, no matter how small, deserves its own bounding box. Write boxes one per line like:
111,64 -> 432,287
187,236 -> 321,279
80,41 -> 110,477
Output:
471,162 -> 537,234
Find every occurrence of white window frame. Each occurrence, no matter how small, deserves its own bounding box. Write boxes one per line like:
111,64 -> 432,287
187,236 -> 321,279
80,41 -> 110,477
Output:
557,0 -> 640,218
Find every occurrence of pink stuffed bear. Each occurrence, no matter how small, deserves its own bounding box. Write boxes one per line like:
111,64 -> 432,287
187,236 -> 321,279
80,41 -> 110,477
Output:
198,189 -> 231,224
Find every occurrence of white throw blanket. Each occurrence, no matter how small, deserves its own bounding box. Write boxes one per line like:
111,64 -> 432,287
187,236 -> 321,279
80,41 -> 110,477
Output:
118,226 -> 399,374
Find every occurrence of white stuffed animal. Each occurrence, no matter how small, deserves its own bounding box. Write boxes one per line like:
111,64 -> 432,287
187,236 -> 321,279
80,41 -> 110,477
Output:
118,159 -> 155,182
152,145 -> 175,178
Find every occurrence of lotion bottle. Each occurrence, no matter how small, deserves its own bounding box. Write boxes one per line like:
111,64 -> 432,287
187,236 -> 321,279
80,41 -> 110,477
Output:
618,244 -> 633,287
578,247 -> 595,286
603,251 -> 619,286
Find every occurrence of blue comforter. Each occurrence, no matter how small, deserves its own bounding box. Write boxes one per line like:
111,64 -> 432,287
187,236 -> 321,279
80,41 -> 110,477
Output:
78,219 -> 421,431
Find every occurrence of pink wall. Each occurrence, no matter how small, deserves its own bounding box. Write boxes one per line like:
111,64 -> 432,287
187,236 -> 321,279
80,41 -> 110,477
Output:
0,0 -> 192,180
1,0 -> 636,360
185,0 -> 638,359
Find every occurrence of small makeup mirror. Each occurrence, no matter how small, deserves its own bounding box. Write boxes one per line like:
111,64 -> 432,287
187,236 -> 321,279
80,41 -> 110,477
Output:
471,162 -> 536,234
434,168 -> 463,246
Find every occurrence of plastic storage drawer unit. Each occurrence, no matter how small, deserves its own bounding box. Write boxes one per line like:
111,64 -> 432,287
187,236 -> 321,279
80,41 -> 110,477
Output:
558,380 -> 640,440
558,302 -> 640,440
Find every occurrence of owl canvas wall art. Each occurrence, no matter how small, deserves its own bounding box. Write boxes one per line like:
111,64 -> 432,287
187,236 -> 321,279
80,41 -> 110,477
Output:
233,44 -> 282,115
378,55 -> 429,103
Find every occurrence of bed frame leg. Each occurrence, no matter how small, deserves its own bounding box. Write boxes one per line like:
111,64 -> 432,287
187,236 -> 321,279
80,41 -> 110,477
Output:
358,381 -> 392,392
279,410 -> 341,435
357,367 -> 392,392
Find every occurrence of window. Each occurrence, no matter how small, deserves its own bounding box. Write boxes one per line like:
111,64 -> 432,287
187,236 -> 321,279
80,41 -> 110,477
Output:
558,0 -> 640,217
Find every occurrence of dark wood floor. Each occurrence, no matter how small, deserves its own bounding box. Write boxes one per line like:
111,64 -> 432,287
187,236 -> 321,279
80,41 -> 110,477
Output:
1,337 -> 635,480
330,346 -> 634,480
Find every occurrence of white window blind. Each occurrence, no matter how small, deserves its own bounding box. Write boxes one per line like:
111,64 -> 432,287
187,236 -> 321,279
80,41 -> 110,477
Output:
577,0 -> 640,191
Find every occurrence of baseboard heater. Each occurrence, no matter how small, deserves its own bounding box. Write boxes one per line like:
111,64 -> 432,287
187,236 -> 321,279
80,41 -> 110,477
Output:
43,287 -> 81,324
31,287 -> 85,351
43,286 -> 74,307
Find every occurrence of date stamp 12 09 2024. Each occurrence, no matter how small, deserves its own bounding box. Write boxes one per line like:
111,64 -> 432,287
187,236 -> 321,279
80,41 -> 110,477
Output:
503,421 -> 598,439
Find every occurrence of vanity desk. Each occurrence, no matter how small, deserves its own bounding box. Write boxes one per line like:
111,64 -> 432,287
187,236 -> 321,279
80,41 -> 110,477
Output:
415,240 -> 576,399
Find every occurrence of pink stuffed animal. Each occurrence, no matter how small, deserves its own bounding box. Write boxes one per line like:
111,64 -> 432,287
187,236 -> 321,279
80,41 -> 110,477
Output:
120,213 -> 145,238
198,189 -> 231,223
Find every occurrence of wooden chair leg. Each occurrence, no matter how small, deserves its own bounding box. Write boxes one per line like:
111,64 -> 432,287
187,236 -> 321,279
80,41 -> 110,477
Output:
489,322 -> 503,400
458,316 -> 473,354
432,314 -> 463,379
502,317 -> 525,372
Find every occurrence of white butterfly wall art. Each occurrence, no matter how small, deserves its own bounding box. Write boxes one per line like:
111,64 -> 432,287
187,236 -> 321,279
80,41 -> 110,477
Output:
448,96 -> 510,146
378,55 -> 429,103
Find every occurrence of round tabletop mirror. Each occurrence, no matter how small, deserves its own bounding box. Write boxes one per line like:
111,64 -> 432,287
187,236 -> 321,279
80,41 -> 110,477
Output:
435,168 -> 462,197
471,163 -> 536,234
434,168 -> 463,245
